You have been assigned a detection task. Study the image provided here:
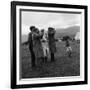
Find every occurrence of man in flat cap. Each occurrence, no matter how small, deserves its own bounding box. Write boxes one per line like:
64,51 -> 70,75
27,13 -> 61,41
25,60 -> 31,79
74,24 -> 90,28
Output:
48,27 -> 57,62
28,26 -> 36,67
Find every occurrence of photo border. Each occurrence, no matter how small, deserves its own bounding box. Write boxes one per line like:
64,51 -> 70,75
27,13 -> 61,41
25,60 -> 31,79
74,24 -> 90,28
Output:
11,1 -> 88,89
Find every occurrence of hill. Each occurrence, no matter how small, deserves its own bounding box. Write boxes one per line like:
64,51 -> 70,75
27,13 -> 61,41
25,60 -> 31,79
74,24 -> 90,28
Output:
55,26 -> 80,38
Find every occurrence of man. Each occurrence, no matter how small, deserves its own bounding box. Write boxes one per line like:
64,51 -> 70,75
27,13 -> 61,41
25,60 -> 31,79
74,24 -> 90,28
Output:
48,27 -> 57,62
28,26 -> 36,67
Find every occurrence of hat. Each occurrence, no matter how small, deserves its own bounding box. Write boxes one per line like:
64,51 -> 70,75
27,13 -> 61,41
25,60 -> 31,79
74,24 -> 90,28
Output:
48,27 -> 54,30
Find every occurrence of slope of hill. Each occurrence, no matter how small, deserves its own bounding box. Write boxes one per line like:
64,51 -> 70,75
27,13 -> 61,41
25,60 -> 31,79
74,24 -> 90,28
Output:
56,26 -> 80,34
55,26 -> 80,38
21,34 -> 28,43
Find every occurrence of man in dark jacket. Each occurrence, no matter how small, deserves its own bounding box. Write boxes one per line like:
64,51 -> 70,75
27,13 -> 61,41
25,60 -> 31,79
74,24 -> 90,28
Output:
48,27 -> 57,62
28,26 -> 36,67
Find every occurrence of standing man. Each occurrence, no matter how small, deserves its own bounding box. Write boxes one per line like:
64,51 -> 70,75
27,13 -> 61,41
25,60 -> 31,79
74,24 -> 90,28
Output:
28,26 -> 36,67
48,27 -> 57,62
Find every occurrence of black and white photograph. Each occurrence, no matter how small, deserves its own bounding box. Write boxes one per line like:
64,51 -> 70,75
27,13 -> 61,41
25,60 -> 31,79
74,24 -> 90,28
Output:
21,10 -> 81,78
11,1 -> 87,89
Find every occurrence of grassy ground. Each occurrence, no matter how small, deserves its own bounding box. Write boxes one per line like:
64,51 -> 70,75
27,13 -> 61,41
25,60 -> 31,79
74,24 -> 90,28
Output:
21,41 -> 80,78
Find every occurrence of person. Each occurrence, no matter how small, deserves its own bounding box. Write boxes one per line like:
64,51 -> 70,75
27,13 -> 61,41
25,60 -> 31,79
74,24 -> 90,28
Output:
28,26 -> 36,67
63,36 -> 72,57
32,28 -> 44,66
65,39 -> 72,57
48,27 -> 57,62
40,29 -> 49,63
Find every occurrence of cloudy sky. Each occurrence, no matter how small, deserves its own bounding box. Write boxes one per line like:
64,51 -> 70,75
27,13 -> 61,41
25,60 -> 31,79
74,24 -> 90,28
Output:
21,11 -> 81,35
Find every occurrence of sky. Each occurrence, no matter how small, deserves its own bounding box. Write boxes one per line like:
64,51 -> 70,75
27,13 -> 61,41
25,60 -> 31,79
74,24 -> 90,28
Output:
21,11 -> 81,35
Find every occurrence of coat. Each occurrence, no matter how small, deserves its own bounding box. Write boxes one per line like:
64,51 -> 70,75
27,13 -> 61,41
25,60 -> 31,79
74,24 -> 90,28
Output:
28,32 -> 33,50
32,33 -> 44,58
41,32 -> 49,57
48,31 -> 57,53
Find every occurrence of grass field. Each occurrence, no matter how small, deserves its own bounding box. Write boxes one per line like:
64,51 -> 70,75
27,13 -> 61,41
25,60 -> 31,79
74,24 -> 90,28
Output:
21,41 -> 80,78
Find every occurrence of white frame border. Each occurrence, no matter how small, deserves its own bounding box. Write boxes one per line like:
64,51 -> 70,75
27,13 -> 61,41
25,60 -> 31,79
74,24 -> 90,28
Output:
16,5 -> 85,85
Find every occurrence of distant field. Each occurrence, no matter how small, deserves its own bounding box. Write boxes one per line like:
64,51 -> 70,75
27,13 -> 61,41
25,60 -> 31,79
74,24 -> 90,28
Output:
20,41 -> 80,78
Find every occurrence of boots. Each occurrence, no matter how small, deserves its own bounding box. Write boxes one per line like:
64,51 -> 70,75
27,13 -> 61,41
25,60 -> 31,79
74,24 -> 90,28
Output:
51,53 -> 55,62
42,56 -> 47,63
45,56 -> 47,62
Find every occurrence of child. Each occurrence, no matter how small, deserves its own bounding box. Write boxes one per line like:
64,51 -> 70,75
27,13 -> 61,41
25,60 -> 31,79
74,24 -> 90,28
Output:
64,36 -> 72,57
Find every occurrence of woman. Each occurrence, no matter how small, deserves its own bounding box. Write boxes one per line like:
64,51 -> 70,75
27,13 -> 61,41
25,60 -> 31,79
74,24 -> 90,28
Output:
32,28 -> 44,66
40,29 -> 49,63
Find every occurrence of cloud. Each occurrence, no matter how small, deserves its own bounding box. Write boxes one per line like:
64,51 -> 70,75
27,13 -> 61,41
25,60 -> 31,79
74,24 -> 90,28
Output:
21,12 -> 81,35
46,17 -> 80,29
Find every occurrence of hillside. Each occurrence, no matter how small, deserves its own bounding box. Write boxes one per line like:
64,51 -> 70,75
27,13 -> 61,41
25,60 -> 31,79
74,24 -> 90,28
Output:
55,26 -> 80,38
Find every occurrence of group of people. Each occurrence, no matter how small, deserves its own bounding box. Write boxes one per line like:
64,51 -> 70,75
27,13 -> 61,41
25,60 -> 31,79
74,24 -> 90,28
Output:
27,26 -> 72,67
27,26 -> 58,67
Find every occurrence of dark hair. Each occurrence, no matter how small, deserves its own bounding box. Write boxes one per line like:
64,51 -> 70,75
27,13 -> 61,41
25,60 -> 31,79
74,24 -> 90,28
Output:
41,29 -> 44,32
48,27 -> 54,30
30,26 -> 35,31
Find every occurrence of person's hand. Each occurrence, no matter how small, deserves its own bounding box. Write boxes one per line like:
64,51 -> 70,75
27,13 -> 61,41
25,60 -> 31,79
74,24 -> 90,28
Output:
41,39 -> 46,42
58,39 -> 61,42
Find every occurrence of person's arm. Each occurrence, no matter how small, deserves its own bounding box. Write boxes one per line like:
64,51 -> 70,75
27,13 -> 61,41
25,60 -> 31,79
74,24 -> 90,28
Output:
22,41 -> 29,45
33,33 -> 43,39
55,38 -> 59,42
